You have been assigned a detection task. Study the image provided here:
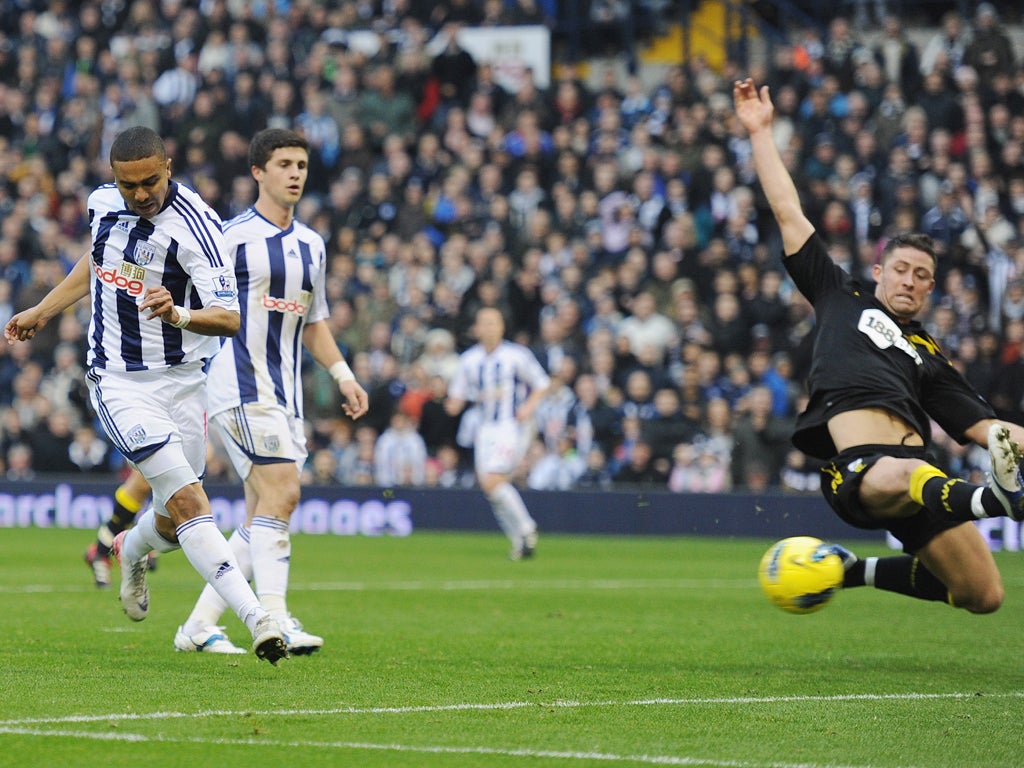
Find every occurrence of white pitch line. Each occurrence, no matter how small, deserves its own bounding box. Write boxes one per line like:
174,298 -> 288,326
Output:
9,576 -> 1024,594
2,691 -> 1021,728
0,727 -> 910,768
0,578 -> 752,595
0,584 -> 94,594
0,584 -> 93,594
5,693 -> 1014,768
305,578 -> 755,591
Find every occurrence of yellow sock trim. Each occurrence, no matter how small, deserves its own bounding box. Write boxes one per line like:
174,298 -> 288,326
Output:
908,465 -> 947,506
114,485 -> 145,514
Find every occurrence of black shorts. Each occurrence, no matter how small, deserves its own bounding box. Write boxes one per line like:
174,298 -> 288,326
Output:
820,444 -> 962,554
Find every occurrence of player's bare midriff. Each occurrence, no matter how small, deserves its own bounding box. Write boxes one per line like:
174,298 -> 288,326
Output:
827,407 -> 924,453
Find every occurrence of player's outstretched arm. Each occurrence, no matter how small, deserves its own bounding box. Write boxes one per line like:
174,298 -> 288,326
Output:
965,418 -> 1024,450
302,320 -> 369,420
138,286 -> 240,336
4,253 -> 91,344
733,78 -> 815,256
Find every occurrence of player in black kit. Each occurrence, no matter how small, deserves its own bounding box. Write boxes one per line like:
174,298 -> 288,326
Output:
734,78 -> 1024,614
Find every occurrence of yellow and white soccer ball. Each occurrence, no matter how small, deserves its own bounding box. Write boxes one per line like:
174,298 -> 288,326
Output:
758,536 -> 844,614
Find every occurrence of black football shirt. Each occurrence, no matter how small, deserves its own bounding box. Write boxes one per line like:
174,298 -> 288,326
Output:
784,232 -> 994,459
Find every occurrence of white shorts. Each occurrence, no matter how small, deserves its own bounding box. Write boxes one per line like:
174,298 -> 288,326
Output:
475,419 -> 533,476
211,402 -> 306,482
87,362 -> 207,516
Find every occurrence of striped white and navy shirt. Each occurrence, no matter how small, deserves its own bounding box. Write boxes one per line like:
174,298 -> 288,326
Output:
206,207 -> 329,419
85,181 -> 237,372
373,427 -> 428,486
447,341 -> 550,423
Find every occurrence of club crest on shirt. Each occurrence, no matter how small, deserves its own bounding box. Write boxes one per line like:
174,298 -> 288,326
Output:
132,241 -> 157,266
126,424 -> 147,445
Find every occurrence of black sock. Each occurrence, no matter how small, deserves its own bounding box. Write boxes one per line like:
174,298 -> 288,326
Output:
843,559 -> 866,588
919,476 -> 1004,521
873,555 -> 950,604
95,501 -> 141,557
919,476 -> 974,520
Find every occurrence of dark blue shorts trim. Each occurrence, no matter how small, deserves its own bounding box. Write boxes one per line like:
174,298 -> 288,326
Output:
125,436 -> 172,465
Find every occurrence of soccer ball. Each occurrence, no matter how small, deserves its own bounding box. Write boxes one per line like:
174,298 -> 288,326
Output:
758,536 -> 844,614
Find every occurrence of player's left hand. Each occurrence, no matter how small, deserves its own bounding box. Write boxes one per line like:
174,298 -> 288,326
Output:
339,379 -> 369,420
139,286 -> 176,323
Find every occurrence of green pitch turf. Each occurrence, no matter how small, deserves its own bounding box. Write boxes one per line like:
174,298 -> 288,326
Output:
2,527 -> 1023,768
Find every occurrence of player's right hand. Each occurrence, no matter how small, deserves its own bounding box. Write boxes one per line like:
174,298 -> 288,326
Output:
733,78 -> 774,135
4,307 -> 44,344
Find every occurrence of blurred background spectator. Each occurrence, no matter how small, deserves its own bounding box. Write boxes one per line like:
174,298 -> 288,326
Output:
0,1 -> 1021,498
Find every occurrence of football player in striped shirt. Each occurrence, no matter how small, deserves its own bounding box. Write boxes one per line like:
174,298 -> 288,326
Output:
445,307 -> 551,559
5,126 -> 288,664
174,128 -> 368,655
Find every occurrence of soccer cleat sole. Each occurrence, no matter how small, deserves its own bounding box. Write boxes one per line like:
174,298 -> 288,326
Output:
988,424 -> 1024,521
287,643 -> 321,657
120,589 -> 149,621
254,636 -> 289,665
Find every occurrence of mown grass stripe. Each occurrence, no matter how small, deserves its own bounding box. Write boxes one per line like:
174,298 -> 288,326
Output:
0,727 -> 909,768
2,690 -> 1020,727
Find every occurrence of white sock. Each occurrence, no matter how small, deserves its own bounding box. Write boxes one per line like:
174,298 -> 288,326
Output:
233,525 -> 254,580
487,487 -> 517,542
250,516 -> 291,620
176,515 -> 265,634
489,483 -> 536,543
863,557 -> 879,587
122,509 -> 178,563
182,526 -> 250,636
971,487 -> 988,518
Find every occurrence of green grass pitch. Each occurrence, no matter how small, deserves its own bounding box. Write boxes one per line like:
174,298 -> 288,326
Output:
2,527 -> 1023,767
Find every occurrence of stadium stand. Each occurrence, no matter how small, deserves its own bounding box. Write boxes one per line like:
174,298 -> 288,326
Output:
0,0 -> 1022,493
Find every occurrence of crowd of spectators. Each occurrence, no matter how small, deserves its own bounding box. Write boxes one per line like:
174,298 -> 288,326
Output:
0,1 -> 1023,497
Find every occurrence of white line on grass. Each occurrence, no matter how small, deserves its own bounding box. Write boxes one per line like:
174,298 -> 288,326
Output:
3,690 -> 1020,727
0,584 -> 94,593
0,726 -> 913,768
6,693 -> 1017,768
306,578 -> 755,591
0,578 -> 752,595
8,577 -> 1024,595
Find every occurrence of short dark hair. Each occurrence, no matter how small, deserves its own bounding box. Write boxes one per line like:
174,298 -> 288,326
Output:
110,126 -> 167,165
248,128 -> 309,169
881,232 -> 938,270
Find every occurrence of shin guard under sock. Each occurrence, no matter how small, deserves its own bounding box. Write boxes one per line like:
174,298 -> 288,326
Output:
872,555 -> 951,604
